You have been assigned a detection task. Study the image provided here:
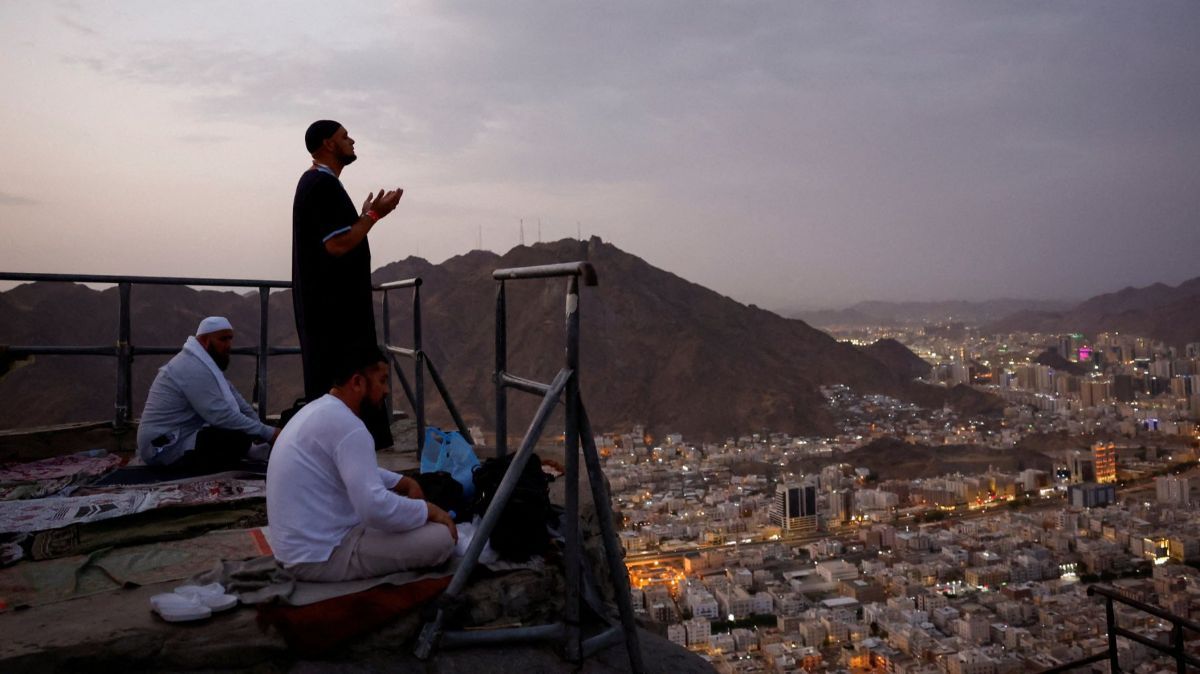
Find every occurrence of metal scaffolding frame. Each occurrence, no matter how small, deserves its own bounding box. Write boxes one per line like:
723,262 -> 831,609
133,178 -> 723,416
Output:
415,261 -> 644,672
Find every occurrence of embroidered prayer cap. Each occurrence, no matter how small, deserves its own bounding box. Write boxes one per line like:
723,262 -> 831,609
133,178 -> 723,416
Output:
305,119 -> 342,153
196,316 -> 234,336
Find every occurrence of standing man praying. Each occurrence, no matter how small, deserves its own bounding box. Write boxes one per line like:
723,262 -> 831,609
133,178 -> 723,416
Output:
292,120 -> 401,449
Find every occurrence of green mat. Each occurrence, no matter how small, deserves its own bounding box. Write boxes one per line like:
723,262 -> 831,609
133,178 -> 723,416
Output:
29,501 -> 266,560
0,526 -> 272,611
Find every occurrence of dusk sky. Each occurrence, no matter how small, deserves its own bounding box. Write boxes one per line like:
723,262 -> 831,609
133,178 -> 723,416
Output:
1,1 -> 1196,311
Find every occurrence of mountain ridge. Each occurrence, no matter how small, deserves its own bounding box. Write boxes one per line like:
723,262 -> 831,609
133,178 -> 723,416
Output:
1,238 -> 957,440
983,276 -> 1200,346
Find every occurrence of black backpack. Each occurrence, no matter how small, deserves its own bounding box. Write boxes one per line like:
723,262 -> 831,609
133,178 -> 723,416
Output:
413,471 -> 468,522
472,453 -> 558,562
279,398 -> 308,428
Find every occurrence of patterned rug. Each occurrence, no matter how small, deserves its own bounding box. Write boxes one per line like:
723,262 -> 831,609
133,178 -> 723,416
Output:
0,476 -> 266,534
0,451 -> 123,501
0,527 -> 272,612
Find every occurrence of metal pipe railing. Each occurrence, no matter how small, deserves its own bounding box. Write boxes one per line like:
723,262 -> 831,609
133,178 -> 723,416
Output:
374,277 -> 472,451
1038,584 -> 1200,673
0,272 -> 297,429
0,271 -> 291,288
492,261 -> 598,286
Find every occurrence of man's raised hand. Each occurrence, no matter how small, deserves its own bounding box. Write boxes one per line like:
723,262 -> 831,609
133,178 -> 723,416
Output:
363,188 -> 403,220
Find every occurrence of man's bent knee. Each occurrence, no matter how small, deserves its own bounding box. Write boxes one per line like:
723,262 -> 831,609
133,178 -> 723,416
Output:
419,522 -> 455,567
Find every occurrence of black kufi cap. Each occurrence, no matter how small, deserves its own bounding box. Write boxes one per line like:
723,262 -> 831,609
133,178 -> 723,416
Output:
305,119 -> 342,153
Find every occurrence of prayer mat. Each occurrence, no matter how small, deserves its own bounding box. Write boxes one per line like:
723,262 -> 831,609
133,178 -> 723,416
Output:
255,576 -> 451,657
0,527 -> 271,612
28,502 -> 267,561
89,461 -> 266,487
0,476 -> 266,534
0,451 -> 123,501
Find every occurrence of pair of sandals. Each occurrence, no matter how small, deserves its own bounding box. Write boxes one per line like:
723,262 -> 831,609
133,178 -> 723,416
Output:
150,583 -> 238,622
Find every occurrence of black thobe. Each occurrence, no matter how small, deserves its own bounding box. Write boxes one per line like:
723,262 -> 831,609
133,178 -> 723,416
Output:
291,167 -> 392,448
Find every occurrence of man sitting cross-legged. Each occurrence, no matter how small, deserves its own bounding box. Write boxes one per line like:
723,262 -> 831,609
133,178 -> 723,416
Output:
266,346 -> 457,581
137,317 -> 279,471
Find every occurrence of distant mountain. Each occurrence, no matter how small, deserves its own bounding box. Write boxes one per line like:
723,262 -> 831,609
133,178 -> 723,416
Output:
0,238 -> 975,440
984,277 -> 1200,347
905,383 -> 1008,418
788,298 -> 1073,327
822,436 -> 1052,480
1033,348 -> 1088,376
864,339 -> 932,381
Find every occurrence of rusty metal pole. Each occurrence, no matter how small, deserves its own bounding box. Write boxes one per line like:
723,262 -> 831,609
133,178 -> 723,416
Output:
563,275 -> 582,662
578,403 -> 645,672
1105,597 -> 1120,673
256,286 -> 270,420
495,281 -> 508,457
381,288 -> 394,424
414,283 -> 426,451
115,282 -> 132,429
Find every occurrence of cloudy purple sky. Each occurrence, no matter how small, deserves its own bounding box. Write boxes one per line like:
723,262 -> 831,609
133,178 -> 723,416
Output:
1,1 -> 1196,310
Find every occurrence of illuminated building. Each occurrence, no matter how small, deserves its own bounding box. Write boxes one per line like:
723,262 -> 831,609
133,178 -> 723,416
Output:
1092,441 -> 1116,484
769,482 -> 818,533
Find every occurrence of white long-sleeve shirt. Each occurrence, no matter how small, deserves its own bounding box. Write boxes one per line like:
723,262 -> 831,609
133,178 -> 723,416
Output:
136,339 -> 276,465
265,394 -> 428,564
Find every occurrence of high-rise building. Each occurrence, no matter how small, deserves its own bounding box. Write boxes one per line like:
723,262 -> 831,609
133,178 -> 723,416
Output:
1170,377 -> 1188,398
1068,453 -> 1096,484
1156,476 -> 1191,506
769,482 -> 818,533
1058,335 -> 1082,362
1113,375 -> 1135,403
1092,442 -> 1117,484
829,489 -> 854,525
1151,359 -> 1174,379
1068,483 -> 1116,508
1080,380 -> 1111,408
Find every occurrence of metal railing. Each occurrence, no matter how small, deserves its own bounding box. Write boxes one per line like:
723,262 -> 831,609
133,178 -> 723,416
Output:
374,277 -> 472,450
415,261 -> 644,672
1039,585 -> 1200,673
0,272 -> 298,428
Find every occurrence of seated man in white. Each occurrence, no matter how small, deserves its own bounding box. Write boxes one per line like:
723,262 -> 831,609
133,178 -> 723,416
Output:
137,317 -> 279,471
266,346 -> 457,581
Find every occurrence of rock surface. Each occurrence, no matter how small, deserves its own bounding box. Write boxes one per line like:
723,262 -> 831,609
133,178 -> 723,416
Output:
0,431 -> 711,672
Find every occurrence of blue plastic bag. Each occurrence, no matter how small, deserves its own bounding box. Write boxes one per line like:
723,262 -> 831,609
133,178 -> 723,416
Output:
420,426 -> 480,500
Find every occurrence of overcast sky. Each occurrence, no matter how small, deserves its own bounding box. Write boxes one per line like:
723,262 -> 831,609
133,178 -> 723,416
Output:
1,1 -> 1197,310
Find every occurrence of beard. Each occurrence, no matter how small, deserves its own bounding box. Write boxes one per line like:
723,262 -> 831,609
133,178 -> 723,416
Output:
338,150 -> 357,166
360,392 -> 386,419
206,344 -> 230,371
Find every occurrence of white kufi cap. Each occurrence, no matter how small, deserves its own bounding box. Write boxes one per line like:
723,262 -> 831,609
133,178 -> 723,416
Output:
196,316 -> 233,336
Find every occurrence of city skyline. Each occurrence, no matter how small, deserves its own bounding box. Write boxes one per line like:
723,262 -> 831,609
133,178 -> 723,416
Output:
1,2 -> 1198,311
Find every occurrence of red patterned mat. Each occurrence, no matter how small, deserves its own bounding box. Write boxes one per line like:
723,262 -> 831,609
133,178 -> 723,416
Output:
0,451 -> 123,501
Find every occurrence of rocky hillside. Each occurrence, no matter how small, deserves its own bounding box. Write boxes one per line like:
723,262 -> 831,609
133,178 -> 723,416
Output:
1,238 -> 955,440
985,277 -> 1200,347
